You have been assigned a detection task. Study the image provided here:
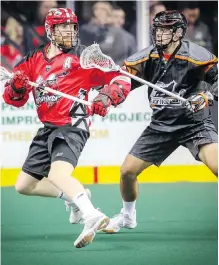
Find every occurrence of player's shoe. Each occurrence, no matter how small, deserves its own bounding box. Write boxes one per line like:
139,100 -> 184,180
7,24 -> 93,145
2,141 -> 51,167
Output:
65,188 -> 91,224
74,210 -> 109,248
102,208 -> 137,233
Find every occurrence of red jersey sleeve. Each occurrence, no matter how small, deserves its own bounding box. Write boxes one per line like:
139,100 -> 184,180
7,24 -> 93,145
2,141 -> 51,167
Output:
3,54 -> 33,108
88,68 -> 131,103
89,68 -> 131,91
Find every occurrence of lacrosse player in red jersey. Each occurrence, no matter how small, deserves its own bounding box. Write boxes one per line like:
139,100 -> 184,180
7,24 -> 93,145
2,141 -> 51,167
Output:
3,7 -> 131,248
90,10 -> 218,233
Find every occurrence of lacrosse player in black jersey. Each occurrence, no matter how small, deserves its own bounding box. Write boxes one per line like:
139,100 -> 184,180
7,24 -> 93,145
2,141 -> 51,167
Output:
90,10 -> 218,233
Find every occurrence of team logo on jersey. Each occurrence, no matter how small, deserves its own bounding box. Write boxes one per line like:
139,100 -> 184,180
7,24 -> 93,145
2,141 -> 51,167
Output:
150,80 -> 185,110
35,74 -> 61,108
46,74 -> 59,90
63,57 -> 72,70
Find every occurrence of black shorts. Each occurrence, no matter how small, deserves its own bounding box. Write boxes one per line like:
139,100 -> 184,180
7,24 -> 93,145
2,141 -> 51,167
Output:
129,121 -> 218,166
22,126 -> 90,180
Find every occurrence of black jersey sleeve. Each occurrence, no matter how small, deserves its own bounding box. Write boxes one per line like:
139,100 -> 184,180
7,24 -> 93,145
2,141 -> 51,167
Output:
123,45 -> 155,90
185,41 -> 218,100
189,42 -> 218,100
204,64 -> 218,100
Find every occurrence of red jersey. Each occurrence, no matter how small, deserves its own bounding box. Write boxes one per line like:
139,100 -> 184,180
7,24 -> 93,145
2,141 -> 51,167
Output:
3,44 -> 130,129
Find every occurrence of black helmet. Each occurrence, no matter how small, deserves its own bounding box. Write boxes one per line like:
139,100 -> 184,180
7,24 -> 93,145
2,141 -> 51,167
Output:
152,10 -> 187,51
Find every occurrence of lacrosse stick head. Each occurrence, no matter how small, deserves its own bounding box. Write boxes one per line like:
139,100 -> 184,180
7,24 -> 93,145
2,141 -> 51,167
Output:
0,66 -> 13,82
80,44 -> 119,72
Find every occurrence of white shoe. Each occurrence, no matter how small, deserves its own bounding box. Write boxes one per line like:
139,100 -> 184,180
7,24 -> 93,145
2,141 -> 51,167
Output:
102,208 -> 137,233
74,210 -> 109,248
65,188 -> 91,224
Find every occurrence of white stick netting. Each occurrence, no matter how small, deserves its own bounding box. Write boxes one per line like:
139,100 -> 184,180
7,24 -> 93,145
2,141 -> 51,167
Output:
80,44 -> 119,72
0,66 -> 13,82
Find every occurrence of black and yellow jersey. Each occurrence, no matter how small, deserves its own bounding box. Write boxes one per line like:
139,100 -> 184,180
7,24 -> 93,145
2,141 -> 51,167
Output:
123,40 -> 218,132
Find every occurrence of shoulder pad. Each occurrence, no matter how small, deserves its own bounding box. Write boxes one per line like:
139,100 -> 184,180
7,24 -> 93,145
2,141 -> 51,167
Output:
177,40 -> 217,65
125,45 -> 156,65
15,45 -> 44,67
25,45 -> 44,61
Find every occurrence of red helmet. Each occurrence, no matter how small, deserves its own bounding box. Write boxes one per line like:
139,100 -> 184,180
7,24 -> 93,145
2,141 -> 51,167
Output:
45,8 -> 78,49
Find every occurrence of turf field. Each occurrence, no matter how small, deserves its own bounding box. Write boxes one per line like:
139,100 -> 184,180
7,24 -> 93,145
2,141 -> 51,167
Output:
1,183 -> 218,265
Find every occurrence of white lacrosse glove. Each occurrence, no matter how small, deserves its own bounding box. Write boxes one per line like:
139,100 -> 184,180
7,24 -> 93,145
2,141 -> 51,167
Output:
186,91 -> 214,112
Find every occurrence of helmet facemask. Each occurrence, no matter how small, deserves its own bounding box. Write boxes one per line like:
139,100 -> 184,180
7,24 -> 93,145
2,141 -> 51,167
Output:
51,22 -> 79,51
152,26 -> 183,51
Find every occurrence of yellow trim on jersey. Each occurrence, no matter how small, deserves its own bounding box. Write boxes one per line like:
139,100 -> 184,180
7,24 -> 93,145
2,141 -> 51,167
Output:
126,68 -> 138,75
174,55 -> 218,65
124,54 -> 217,67
204,63 -> 216,73
150,54 -> 160,59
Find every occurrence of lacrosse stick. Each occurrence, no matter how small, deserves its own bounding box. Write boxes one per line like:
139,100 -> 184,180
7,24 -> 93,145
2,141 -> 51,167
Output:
80,44 -> 187,103
0,66 -> 91,106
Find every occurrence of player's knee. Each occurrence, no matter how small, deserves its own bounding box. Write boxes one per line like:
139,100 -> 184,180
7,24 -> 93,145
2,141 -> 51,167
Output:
15,181 -> 31,195
120,165 -> 137,181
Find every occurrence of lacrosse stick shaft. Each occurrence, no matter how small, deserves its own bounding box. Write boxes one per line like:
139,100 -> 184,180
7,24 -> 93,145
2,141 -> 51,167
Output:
119,69 -> 186,102
28,81 -> 91,106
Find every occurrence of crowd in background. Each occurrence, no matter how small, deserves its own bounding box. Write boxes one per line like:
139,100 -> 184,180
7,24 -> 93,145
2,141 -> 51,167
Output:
0,0 -> 218,70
